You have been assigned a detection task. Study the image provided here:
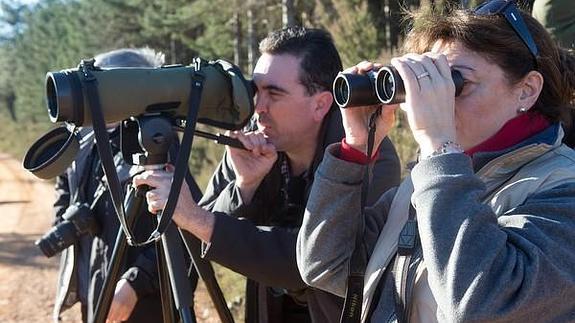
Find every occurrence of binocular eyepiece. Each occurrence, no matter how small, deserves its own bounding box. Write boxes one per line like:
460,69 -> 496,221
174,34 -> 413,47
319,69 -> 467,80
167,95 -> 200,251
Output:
333,65 -> 464,108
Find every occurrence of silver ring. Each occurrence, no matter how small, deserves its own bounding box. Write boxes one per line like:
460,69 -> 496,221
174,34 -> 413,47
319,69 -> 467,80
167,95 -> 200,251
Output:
416,72 -> 430,79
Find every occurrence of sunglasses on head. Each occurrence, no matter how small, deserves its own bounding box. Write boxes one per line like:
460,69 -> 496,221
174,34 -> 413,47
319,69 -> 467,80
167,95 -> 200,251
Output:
474,0 -> 539,68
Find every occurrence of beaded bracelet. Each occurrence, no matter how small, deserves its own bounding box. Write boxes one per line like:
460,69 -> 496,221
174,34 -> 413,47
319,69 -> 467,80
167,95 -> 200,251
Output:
424,140 -> 464,159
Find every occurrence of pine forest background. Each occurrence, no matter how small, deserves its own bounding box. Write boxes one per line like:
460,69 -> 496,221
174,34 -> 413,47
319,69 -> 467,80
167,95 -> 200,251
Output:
0,0 -> 536,320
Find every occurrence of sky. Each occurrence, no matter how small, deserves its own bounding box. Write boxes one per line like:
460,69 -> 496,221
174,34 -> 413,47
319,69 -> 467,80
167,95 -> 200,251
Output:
0,0 -> 40,40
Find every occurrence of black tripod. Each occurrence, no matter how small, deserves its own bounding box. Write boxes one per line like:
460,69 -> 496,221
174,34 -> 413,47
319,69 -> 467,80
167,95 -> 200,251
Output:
89,116 -> 234,323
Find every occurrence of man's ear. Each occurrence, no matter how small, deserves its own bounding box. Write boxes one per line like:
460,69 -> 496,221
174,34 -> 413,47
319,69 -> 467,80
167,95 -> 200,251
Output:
517,70 -> 544,112
313,90 -> 334,122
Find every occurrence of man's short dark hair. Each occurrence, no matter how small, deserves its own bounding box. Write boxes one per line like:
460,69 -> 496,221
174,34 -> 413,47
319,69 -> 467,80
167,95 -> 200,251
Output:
259,27 -> 343,96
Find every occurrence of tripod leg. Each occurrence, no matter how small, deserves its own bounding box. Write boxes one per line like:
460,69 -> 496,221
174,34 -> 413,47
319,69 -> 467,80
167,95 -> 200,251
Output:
181,173 -> 234,323
90,186 -> 145,323
160,220 -> 196,323
156,241 -> 176,323
180,230 -> 235,323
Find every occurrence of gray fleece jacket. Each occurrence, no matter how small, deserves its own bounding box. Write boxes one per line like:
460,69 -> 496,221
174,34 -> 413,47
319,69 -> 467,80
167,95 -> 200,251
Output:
297,124 -> 575,322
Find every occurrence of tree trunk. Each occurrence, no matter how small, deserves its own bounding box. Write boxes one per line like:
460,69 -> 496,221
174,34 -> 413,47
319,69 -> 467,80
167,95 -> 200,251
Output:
170,36 -> 177,64
282,0 -> 296,27
389,0 -> 402,50
233,5 -> 242,68
247,0 -> 257,72
6,92 -> 16,121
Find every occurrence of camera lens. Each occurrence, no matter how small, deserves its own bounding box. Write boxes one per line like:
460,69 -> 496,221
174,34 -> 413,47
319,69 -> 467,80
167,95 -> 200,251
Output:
35,203 -> 100,258
35,222 -> 78,258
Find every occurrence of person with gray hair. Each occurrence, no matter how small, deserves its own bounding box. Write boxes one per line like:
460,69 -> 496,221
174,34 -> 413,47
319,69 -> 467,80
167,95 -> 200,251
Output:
51,48 -> 173,322
94,47 -> 165,68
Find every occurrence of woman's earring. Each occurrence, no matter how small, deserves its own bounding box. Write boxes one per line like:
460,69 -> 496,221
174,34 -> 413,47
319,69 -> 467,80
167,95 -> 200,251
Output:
517,107 -> 528,113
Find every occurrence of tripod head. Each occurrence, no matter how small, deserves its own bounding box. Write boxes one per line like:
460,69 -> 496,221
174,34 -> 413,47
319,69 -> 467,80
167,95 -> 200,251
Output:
121,115 -> 176,167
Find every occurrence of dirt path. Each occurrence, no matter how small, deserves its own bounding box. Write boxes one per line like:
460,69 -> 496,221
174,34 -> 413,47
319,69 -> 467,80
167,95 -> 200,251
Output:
0,154 -> 223,323
0,154 -> 74,322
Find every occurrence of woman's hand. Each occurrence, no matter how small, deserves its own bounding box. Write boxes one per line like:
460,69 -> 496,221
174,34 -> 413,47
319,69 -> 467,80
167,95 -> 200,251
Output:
340,61 -> 397,156
390,53 -> 458,157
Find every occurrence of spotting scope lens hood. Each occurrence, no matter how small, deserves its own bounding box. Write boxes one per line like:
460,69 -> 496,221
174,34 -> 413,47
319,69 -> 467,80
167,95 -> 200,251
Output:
23,126 -> 80,180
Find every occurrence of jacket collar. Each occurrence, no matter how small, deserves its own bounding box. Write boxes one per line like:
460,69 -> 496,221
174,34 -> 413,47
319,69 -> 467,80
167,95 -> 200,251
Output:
474,123 -> 564,180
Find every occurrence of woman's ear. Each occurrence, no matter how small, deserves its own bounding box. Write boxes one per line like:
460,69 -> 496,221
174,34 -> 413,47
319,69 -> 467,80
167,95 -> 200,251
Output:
517,70 -> 544,111
313,90 -> 334,122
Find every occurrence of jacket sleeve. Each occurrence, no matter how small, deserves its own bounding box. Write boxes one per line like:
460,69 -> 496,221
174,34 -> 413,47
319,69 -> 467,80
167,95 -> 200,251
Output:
197,149 -> 306,289
411,153 -> 575,322
120,199 -> 162,298
121,246 -> 160,299
198,151 -> 245,215
203,212 -> 306,290
201,138 -> 400,292
370,136 -> 401,205
53,173 -> 71,224
296,143 -> 398,297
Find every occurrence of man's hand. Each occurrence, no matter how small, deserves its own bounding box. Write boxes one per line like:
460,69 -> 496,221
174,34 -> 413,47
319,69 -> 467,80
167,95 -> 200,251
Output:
227,131 -> 277,204
133,165 -> 196,218
106,279 -> 137,323
133,166 -> 215,242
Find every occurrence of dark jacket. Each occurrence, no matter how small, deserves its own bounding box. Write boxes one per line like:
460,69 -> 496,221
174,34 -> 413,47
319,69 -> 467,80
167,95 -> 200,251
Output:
199,109 -> 402,322
52,128 -> 163,322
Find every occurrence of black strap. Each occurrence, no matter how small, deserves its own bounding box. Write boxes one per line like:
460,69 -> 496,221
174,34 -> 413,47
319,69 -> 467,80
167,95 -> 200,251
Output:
80,58 -> 205,247
133,61 -> 205,247
340,108 -> 381,323
84,137 -> 115,210
80,59 -> 138,244
393,204 -> 418,323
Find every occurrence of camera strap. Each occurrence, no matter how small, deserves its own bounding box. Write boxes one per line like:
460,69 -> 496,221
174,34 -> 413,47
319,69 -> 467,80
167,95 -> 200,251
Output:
89,179 -> 107,210
340,108 -> 381,323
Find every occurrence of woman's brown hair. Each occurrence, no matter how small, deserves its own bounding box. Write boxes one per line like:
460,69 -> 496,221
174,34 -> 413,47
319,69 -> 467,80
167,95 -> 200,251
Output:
403,4 -> 575,143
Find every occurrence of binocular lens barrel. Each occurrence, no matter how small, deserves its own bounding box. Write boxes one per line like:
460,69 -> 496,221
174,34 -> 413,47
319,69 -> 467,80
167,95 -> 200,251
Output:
333,65 -> 464,108
375,66 -> 405,105
333,71 -> 381,108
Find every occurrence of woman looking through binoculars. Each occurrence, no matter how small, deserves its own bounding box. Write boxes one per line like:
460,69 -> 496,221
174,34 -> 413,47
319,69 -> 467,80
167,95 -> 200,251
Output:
296,0 -> 575,322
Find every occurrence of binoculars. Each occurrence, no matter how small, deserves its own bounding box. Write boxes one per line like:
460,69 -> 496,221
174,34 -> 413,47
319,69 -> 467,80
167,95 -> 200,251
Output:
333,65 -> 464,108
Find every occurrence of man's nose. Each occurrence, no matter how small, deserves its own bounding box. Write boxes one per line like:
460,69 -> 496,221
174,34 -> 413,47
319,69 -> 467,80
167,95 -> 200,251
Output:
254,94 -> 268,114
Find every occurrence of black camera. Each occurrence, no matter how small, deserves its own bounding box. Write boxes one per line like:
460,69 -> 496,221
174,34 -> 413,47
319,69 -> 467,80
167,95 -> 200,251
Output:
333,65 -> 464,108
35,202 -> 100,257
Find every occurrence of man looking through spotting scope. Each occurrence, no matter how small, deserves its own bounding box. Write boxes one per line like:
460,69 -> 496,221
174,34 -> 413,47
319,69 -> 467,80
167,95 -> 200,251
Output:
134,27 -> 401,322
48,48 -> 194,323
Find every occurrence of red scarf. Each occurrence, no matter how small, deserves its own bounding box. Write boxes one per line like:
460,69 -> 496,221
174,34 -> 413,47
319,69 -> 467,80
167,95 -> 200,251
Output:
340,112 -> 550,164
465,112 -> 550,156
